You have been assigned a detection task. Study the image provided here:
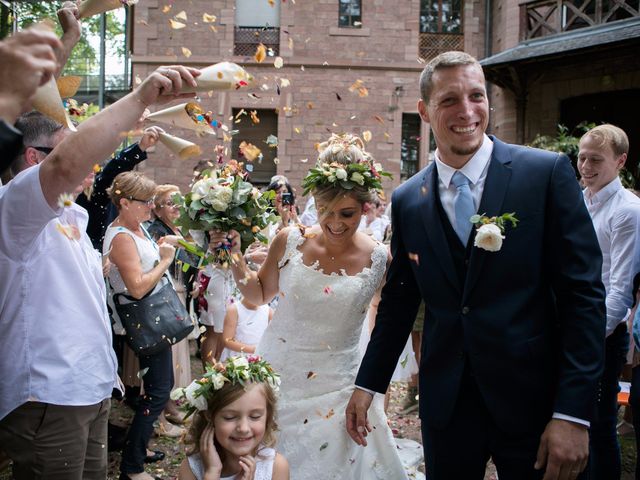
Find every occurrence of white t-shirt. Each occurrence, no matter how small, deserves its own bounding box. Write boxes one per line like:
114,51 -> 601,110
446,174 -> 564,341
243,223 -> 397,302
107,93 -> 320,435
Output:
0,165 -> 120,420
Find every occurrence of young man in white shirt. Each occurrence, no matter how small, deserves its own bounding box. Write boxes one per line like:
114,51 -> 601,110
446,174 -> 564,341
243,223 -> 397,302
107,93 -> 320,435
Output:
578,124 -> 640,480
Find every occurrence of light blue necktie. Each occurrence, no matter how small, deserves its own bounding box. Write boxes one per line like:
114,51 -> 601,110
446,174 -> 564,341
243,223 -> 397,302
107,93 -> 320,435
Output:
451,171 -> 474,244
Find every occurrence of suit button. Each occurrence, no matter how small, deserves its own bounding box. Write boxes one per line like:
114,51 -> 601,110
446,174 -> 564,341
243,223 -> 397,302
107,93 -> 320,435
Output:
462,306 -> 470,315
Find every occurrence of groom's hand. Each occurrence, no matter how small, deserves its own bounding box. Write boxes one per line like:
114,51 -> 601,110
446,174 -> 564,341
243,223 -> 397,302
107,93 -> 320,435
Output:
534,418 -> 589,480
345,388 -> 374,446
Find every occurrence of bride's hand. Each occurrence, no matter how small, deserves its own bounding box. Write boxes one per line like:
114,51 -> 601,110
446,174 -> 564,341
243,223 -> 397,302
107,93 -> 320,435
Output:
200,423 -> 223,478
237,455 -> 256,480
208,229 -> 241,255
345,389 -> 374,447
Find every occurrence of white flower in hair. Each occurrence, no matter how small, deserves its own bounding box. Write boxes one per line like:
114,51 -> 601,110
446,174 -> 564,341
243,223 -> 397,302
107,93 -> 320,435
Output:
350,172 -> 365,185
170,387 -> 185,401
335,168 -> 348,180
211,372 -> 226,390
230,356 -> 249,369
185,382 -> 208,411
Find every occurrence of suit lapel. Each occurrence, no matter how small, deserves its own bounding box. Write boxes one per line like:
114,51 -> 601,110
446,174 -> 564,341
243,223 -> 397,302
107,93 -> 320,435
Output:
420,163 -> 461,294
463,137 -> 512,301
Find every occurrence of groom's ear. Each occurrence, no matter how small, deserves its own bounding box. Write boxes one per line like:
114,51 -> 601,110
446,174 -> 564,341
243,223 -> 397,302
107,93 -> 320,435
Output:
418,99 -> 430,123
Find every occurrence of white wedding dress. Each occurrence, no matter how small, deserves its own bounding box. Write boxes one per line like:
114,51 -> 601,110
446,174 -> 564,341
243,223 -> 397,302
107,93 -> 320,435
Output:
257,228 -> 423,479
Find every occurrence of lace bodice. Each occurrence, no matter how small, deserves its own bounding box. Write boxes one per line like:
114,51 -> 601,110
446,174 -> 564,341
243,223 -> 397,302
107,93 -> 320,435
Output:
270,227 -> 387,357
256,228 -> 415,479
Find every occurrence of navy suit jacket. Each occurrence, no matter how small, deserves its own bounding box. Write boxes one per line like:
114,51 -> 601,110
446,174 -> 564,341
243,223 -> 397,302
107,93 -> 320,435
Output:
356,136 -> 606,433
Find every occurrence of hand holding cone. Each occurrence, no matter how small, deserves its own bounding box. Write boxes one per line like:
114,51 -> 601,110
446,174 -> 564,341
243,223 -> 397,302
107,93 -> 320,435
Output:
180,62 -> 254,93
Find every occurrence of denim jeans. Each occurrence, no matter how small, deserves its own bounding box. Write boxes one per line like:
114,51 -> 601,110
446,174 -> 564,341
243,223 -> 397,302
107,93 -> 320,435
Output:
589,323 -> 628,480
120,345 -> 173,475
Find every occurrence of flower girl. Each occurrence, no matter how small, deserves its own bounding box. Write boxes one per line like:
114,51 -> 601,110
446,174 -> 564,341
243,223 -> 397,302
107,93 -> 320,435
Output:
174,356 -> 289,480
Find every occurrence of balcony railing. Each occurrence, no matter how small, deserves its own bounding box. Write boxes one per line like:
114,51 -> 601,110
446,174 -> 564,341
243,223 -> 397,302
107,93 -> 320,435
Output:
520,0 -> 640,40
234,26 -> 280,57
419,32 -> 464,60
62,56 -> 130,93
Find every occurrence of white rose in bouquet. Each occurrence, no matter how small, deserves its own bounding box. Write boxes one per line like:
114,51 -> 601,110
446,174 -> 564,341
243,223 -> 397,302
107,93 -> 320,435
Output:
474,223 -> 504,252
191,178 -> 212,201
184,381 -> 208,411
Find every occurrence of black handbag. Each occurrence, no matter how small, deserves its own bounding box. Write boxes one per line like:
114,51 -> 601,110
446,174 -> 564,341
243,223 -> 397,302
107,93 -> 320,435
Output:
113,279 -> 194,356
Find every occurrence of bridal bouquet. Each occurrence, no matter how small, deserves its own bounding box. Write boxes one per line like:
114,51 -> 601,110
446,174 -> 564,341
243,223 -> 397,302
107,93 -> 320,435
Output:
174,160 -> 276,266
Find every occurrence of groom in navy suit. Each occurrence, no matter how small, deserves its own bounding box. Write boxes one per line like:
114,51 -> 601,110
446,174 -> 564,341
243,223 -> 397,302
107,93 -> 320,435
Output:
346,51 -> 606,479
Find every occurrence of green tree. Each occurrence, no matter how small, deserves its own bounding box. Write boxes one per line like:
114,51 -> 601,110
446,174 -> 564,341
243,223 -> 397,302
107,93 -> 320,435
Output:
2,1 -> 125,77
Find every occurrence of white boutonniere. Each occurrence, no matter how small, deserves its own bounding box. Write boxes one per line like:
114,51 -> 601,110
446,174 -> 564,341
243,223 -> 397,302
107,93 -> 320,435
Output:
470,212 -> 518,252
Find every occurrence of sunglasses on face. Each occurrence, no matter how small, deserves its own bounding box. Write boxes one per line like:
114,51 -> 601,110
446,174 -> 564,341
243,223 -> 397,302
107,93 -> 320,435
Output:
27,146 -> 54,155
128,197 -> 155,206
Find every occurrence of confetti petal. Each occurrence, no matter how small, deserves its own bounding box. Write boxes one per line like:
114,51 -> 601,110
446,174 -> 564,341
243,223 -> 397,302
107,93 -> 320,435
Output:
362,130 -> 372,142
174,10 -> 187,21
254,44 -> 267,63
273,56 -> 284,69
169,19 -> 186,29
161,5 -> 171,13
202,13 -> 216,23
181,47 -> 192,58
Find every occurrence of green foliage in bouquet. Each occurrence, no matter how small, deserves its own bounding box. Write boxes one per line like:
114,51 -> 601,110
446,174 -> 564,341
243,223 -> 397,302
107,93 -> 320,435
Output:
173,160 -> 277,265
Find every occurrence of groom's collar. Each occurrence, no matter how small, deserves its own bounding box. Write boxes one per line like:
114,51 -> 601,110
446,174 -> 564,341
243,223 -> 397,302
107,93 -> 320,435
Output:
435,134 -> 494,188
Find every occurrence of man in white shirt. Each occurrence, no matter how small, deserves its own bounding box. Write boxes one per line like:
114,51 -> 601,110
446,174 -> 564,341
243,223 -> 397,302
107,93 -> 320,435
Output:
578,124 -> 640,480
0,65 -> 200,479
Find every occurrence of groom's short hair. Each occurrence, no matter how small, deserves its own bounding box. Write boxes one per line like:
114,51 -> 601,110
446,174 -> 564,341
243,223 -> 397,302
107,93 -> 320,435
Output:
419,51 -> 481,103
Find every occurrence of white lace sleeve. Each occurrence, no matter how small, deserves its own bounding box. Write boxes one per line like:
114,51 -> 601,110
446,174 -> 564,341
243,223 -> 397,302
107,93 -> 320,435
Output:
277,227 -> 304,269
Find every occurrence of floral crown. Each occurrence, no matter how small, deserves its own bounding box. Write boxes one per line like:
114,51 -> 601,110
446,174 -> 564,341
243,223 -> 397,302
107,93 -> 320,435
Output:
301,133 -> 392,196
170,355 -> 281,418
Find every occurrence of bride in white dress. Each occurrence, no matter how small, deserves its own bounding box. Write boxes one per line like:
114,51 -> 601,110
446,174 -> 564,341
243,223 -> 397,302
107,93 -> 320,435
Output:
210,134 -> 422,479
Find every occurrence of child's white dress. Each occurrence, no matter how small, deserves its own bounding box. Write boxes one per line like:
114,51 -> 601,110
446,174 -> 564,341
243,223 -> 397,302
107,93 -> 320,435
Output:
187,447 -> 276,480
220,303 -> 271,361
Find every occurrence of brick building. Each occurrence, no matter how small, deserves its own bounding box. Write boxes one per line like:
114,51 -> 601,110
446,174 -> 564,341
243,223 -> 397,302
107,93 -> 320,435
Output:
130,0 -> 640,198
130,0 -> 484,202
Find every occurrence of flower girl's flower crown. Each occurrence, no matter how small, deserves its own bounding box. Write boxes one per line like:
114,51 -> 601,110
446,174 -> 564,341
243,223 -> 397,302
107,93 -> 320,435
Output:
301,133 -> 392,196
170,355 -> 281,418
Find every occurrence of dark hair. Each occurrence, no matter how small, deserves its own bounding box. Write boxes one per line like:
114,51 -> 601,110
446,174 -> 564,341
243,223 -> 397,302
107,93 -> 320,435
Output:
266,175 -> 295,199
11,111 -> 64,176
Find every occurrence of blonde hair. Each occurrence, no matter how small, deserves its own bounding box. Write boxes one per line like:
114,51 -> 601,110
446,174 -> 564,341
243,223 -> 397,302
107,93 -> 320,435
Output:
153,184 -> 180,210
581,124 -> 629,157
107,171 -> 157,208
312,133 -> 374,208
185,382 -> 278,461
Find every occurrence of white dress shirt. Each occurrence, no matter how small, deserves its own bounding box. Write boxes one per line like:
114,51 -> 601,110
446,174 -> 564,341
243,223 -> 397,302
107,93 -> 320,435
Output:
584,177 -> 640,337
0,165 -> 120,420
434,134 -> 493,226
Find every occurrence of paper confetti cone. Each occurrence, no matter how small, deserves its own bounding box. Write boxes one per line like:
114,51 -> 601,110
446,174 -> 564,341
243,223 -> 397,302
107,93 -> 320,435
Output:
158,132 -> 202,160
181,62 -> 254,93
146,103 -> 214,135
32,77 -> 77,131
57,76 -> 82,98
78,0 -> 124,18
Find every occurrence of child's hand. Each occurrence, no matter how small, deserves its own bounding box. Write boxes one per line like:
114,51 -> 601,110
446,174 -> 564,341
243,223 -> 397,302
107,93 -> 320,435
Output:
200,423 -> 223,478
237,455 -> 256,480
191,284 -> 201,298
